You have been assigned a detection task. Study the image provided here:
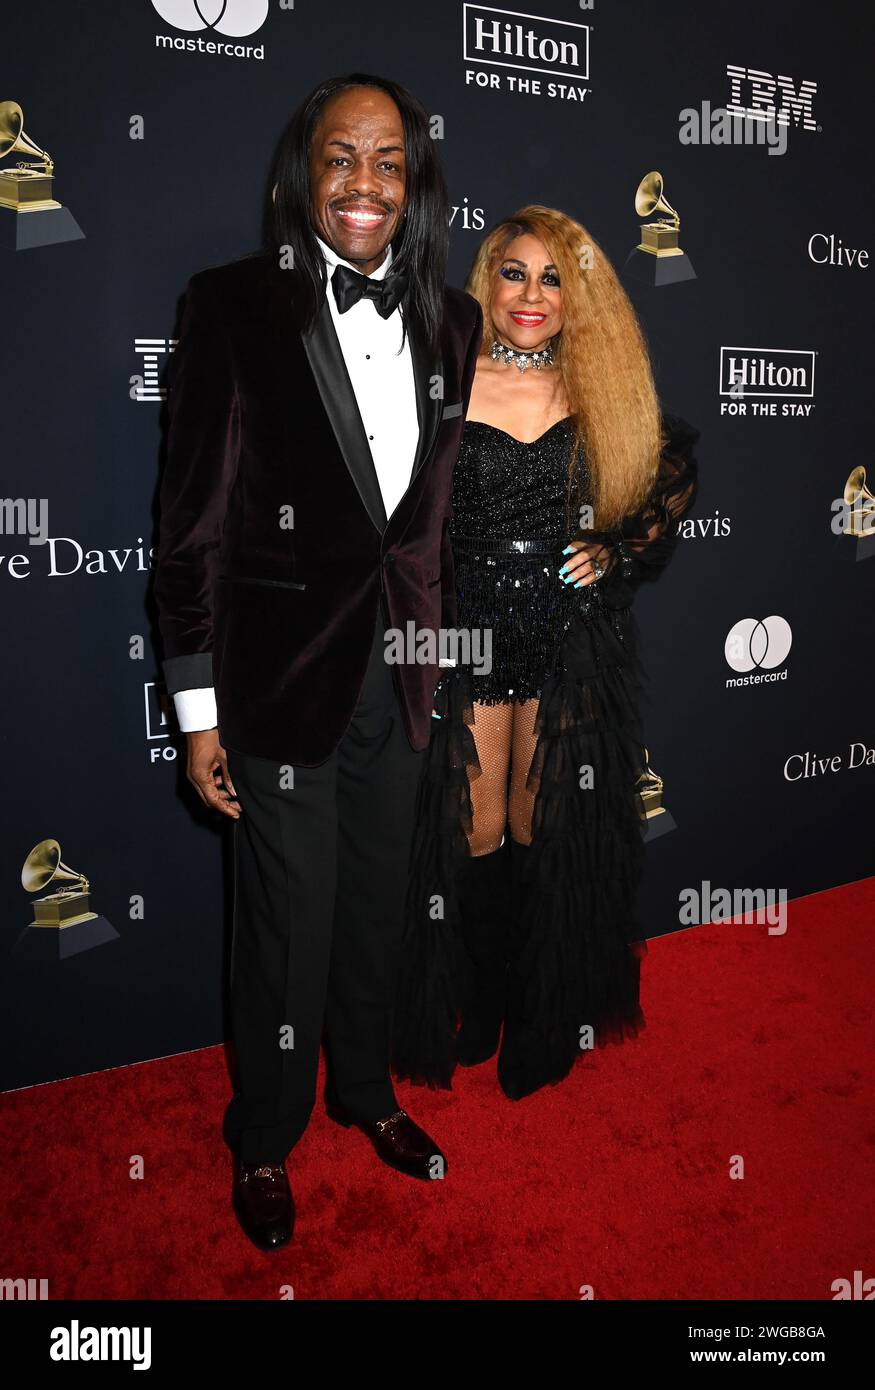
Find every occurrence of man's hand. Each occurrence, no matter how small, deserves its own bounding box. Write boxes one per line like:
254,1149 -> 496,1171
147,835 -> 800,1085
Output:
186,729 -> 241,819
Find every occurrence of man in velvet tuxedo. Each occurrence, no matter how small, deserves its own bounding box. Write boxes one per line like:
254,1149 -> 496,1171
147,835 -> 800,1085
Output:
153,74 -> 482,1249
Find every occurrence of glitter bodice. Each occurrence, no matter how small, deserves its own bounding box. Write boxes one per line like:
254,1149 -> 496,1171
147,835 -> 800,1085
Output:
446,415 -> 598,703
449,417 -> 586,539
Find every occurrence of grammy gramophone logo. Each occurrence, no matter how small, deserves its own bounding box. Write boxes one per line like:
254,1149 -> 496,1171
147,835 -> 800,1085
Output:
624,171 -> 696,286
840,467 -> 875,552
0,100 -> 84,252
22,839 -> 97,928
634,749 -> 679,840
20,838 -> 117,956
635,749 -> 665,819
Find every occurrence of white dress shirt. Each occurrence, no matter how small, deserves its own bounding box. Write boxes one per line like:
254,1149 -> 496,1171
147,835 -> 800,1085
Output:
316,233 -> 419,518
172,234 -> 420,734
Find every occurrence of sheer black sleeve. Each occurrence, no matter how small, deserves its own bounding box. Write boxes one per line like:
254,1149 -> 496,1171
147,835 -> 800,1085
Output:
598,411 -> 700,593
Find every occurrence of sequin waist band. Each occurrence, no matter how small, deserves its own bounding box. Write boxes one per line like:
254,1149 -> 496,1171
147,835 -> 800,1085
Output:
451,534 -> 559,556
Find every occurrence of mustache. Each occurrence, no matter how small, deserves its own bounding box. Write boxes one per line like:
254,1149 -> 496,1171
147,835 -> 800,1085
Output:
330,197 -> 396,215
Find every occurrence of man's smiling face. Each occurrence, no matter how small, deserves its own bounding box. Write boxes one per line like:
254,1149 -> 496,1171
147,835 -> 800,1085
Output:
309,86 -> 407,275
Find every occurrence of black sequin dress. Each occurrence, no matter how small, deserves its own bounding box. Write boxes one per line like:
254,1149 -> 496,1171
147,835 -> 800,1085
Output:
391,409 -> 700,1098
449,416 -> 596,702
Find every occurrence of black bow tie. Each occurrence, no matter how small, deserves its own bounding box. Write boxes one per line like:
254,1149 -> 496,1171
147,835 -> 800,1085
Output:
331,261 -> 409,318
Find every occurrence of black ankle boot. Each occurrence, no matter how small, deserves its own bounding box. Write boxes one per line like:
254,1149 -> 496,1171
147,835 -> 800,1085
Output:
497,839 -> 535,1098
455,840 -> 510,1067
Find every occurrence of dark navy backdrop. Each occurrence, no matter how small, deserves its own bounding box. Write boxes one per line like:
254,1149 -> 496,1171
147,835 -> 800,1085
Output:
2,0 -> 872,1089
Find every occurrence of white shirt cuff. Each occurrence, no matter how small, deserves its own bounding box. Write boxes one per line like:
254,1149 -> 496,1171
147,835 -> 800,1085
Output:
173,687 -> 218,732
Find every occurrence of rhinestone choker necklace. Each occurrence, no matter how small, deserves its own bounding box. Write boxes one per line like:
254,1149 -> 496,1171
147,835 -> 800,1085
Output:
491,338 -> 555,373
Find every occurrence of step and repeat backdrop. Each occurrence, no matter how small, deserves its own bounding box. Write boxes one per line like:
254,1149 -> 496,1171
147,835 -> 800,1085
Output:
2,0 -> 872,1090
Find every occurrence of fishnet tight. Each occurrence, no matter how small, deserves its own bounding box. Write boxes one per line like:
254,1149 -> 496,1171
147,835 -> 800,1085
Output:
467,699 -> 540,857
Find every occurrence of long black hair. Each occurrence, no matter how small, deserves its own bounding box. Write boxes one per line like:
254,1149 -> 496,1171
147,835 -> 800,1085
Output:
269,73 -> 449,354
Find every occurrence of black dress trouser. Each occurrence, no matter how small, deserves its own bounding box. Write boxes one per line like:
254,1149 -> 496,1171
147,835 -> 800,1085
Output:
222,609 -> 425,1164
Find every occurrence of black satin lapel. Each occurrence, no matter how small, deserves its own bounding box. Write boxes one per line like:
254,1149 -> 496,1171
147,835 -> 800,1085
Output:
300,296 -> 388,532
266,264 -> 386,533
407,307 -> 443,484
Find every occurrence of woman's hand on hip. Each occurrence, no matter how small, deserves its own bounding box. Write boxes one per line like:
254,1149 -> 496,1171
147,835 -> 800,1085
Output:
557,539 -> 615,588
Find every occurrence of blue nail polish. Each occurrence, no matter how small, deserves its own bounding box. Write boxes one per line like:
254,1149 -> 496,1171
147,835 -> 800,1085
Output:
558,563 -> 568,576
574,579 -> 583,588
562,545 -> 574,555
432,712 -> 441,720
563,573 -> 574,584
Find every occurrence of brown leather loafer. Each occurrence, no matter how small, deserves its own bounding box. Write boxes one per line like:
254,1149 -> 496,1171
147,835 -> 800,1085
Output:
232,1157 -> 294,1250
327,1105 -> 447,1181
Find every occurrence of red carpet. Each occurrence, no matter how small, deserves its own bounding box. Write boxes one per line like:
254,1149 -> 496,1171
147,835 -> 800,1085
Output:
2,880 -> 873,1300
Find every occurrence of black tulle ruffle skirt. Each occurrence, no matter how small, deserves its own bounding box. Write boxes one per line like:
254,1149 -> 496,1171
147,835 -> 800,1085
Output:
391,567 -> 651,1099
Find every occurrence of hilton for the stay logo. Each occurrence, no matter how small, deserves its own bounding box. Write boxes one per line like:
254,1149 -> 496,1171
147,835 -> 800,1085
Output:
463,4 -> 591,104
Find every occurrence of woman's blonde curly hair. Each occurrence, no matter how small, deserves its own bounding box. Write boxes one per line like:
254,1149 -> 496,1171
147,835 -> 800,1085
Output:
466,204 -> 664,529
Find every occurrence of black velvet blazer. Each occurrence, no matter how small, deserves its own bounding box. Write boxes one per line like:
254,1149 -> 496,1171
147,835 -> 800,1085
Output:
153,252 -> 483,765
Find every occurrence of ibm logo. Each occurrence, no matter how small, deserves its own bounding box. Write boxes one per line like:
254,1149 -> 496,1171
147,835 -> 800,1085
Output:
133,338 -> 177,402
726,64 -> 817,132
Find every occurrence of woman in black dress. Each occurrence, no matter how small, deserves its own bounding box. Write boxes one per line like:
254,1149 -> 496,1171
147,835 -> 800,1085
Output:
392,205 -> 700,1100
